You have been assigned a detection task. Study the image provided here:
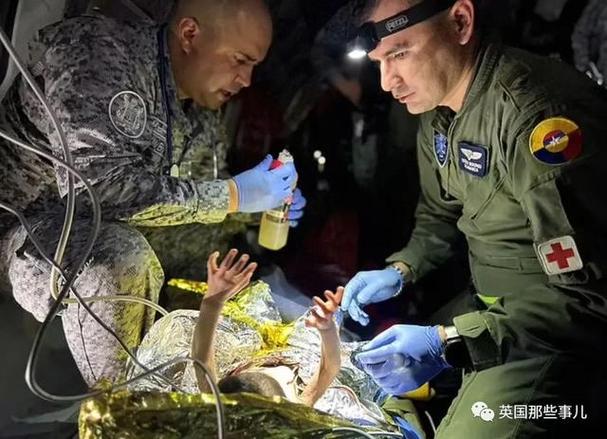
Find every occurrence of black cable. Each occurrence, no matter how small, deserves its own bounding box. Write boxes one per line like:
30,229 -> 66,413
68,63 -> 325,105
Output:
0,22 -> 226,437
0,199 -> 182,393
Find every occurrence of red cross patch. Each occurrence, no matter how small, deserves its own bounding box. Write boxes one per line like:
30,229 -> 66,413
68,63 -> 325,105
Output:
536,236 -> 583,275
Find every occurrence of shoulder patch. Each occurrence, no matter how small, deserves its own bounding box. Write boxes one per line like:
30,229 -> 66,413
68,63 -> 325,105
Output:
109,91 -> 147,138
536,236 -> 583,275
529,117 -> 582,165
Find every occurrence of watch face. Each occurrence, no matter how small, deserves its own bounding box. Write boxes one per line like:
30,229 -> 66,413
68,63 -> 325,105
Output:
445,339 -> 471,369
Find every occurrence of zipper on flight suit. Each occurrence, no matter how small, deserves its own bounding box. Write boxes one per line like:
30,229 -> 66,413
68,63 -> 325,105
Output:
445,117 -> 459,196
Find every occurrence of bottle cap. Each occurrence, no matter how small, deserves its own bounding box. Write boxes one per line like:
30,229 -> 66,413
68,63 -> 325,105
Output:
270,159 -> 283,170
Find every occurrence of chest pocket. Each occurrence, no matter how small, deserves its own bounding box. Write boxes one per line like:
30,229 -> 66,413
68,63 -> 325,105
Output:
456,141 -> 518,225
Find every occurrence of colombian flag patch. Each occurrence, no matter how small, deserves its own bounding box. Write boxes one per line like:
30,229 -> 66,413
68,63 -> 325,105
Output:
529,117 -> 582,165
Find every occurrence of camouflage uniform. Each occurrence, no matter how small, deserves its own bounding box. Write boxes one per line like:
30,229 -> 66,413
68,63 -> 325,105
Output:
572,0 -> 607,81
0,15 -> 238,386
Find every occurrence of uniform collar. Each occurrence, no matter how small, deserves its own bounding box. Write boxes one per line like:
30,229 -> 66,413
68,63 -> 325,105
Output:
431,106 -> 455,134
430,42 -> 500,133
458,42 -> 500,114
158,25 -> 192,132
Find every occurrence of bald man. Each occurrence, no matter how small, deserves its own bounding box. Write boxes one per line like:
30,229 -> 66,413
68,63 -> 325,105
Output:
0,0 -> 305,386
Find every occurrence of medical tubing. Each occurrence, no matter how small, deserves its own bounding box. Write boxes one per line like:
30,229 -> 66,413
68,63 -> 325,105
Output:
0,202 -> 167,315
367,432 -> 404,437
0,205 -> 168,319
0,154 -> 174,387
0,26 -> 76,305
0,25 -> 225,438
330,427 -> 375,438
0,130 -> 181,392
0,201 -> 169,320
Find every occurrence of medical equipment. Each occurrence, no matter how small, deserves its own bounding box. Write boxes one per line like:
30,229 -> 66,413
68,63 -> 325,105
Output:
0,22 -> 225,437
258,150 -> 295,250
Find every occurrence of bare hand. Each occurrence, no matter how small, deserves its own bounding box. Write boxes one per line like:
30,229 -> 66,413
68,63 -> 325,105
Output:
305,287 -> 344,331
205,249 -> 257,304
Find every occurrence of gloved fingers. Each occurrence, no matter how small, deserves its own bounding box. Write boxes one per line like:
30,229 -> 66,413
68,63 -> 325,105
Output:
271,162 -> 296,180
254,154 -> 273,170
275,185 -> 294,200
341,274 -> 364,311
267,190 -> 291,210
364,354 -> 411,379
358,309 -> 370,326
360,325 -> 400,352
376,374 -> 403,389
287,208 -> 304,220
280,175 -> 297,192
290,188 -> 306,210
289,220 -> 299,228
347,300 -> 368,326
347,300 -> 362,321
378,370 -> 417,395
356,281 -> 387,306
362,360 -> 393,379
357,345 -> 399,366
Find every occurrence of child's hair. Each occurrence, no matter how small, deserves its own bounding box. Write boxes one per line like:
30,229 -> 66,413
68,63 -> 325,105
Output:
218,372 -> 286,398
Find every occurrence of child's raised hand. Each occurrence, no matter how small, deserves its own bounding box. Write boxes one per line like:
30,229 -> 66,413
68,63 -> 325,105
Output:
205,249 -> 257,304
305,287 -> 344,331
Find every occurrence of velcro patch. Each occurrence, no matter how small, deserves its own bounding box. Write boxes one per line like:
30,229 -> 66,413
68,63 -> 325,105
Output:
529,117 -> 582,165
458,142 -> 488,177
536,235 -> 583,275
434,132 -> 449,168
108,91 -> 147,138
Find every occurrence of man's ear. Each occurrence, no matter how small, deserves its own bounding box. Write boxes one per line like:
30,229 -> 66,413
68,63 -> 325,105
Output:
450,0 -> 475,45
176,17 -> 201,54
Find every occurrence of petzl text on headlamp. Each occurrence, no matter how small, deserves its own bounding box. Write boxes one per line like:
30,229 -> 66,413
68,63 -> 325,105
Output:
348,0 -> 457,58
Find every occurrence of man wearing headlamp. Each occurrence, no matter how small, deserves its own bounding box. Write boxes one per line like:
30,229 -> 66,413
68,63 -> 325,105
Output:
343,0 -> 607,436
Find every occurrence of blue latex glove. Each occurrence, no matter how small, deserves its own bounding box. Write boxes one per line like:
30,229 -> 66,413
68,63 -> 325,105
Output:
287,188 -> 306,227
395,416 -> 423,439
233,155 -> 297,213
356,325 -> 449,395
341,268 -> 403,326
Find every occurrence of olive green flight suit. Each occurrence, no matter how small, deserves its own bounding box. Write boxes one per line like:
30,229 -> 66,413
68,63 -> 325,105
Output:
387,44 -> 607,437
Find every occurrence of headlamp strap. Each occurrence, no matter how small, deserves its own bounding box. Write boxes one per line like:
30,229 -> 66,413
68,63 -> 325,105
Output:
374,0 -> 457,40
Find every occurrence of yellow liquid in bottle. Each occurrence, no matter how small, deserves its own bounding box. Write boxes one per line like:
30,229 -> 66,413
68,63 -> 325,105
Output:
402,382 -> 433,401
258,210 -> 289,250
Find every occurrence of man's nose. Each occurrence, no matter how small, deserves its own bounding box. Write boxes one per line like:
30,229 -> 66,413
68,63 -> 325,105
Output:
236,65 -> 253,88
379,61 -> 398,93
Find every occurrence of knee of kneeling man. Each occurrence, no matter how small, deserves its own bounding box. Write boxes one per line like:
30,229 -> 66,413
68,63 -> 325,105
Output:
76,225 -> 164,297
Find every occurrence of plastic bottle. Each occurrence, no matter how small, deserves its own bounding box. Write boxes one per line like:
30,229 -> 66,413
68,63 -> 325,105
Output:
258,150 -> 295,250
350,349 -> 434,402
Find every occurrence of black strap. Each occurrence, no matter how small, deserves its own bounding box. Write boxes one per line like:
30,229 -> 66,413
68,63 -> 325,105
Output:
356,0 -> 457,52
375,0 -> 457,39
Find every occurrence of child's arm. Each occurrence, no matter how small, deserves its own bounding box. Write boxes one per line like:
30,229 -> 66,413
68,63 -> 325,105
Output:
192,249 -> 257,392
299,287 -> 344,407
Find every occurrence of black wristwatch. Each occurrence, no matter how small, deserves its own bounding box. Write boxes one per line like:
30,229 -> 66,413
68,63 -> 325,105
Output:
443,325 -> 472,369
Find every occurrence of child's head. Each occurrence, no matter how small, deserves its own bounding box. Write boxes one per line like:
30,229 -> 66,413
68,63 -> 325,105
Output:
218,372 -> 286,398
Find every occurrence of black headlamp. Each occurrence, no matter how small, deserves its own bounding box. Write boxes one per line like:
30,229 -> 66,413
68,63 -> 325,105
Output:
350,0 -> 457,56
